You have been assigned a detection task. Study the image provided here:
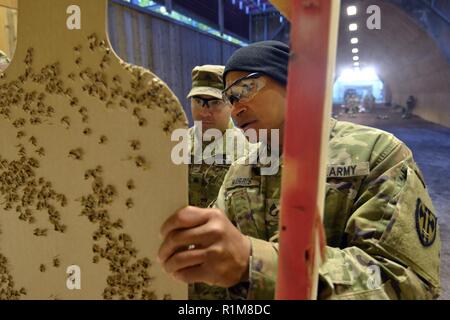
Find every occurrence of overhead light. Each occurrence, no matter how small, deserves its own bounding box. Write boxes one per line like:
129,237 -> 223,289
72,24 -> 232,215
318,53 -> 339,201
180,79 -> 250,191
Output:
351,37 -> 359,44
349,23 -> 358,31
239,1 -> 243,10
347,6 -> 357,16
246,6 -> 249,14
340,67 -> 379,81
353,56 -> 359,61
232,0 -> 236,5
352,48 -> 359,54
354,62 -> 360,67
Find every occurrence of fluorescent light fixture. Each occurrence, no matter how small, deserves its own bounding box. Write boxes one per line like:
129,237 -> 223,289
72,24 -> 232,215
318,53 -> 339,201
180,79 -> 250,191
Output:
353,56 -> 359,61
349,23 -> 358,31
353,62 -> 360,67
352,48 -> 359,54
347,6 -> 357,16
351,37 -> 359,44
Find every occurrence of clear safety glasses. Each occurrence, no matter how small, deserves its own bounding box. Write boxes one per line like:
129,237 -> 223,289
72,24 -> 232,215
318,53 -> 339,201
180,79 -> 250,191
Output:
191,97 -> 226,111
222,72 -> 266,106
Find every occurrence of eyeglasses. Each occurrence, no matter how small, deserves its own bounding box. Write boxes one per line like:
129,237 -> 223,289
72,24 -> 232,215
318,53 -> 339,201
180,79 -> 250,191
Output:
191,97 -> 225,111
222,72 -> 266,106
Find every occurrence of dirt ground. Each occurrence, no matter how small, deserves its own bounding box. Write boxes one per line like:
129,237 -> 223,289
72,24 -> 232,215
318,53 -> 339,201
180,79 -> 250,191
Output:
334,106 -> 450,300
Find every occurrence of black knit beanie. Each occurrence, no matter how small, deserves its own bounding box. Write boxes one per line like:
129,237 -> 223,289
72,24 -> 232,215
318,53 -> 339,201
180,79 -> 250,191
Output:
224,40 -> 290,86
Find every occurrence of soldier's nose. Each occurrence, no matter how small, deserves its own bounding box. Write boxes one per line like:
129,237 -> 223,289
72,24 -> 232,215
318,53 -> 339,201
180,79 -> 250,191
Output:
200,107 -> 213,117
232,104 -> 247,119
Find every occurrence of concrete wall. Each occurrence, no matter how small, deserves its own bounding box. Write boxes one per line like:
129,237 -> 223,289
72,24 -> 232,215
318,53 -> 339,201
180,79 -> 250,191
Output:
337,0 -> 450,128
108,1 -> 240,124
388,0 -> 450,65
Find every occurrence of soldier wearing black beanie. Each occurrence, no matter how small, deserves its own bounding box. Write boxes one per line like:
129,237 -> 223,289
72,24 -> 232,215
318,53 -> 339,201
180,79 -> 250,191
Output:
158,41 -> 439,303
224,40 -> 290,86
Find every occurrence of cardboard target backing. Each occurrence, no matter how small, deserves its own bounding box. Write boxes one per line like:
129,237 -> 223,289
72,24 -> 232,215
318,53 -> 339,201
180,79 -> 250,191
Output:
0,0 -> 188,300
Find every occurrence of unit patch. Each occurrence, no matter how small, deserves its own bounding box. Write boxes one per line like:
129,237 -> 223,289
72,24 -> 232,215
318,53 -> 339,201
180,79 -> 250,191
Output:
415,198 -> 437,247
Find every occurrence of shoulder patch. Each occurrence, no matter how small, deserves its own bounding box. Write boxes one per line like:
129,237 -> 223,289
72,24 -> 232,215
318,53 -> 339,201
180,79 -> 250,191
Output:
327,162 -> 370,178
415,198 -> 437,247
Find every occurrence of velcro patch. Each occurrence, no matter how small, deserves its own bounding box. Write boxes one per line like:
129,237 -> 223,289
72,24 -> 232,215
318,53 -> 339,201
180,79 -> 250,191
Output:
415,198 -> 437,247
327,162 -> 370,178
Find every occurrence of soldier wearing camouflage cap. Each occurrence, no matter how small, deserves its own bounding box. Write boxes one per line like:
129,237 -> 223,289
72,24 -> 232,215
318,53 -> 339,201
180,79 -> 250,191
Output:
0,50 -> 10,72
186,65 -> 254,300
159,42 -> 440,300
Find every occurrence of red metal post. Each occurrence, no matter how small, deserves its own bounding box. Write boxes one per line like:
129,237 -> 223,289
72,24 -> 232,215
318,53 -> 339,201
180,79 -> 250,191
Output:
276,0 -> 340,300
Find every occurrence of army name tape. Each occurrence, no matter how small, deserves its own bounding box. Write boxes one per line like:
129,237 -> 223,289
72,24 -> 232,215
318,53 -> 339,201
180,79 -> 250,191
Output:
327,162 -> 370,178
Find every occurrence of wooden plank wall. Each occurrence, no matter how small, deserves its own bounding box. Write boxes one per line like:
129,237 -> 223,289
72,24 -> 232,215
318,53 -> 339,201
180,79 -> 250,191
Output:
108,1 -> 241,124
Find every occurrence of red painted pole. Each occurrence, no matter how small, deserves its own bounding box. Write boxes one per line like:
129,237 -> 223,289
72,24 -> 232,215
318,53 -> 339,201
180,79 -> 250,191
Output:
276,0 -> 340,300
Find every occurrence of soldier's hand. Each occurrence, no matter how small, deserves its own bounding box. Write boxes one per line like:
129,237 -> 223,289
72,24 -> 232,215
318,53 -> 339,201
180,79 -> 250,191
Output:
158,206 -> 251,288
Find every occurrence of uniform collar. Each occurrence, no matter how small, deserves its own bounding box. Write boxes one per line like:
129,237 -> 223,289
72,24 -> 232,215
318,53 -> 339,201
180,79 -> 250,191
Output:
254,118 -> 338,168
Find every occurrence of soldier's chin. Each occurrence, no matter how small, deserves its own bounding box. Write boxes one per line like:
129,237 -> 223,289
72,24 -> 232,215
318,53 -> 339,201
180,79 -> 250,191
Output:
242,128 -> 265,144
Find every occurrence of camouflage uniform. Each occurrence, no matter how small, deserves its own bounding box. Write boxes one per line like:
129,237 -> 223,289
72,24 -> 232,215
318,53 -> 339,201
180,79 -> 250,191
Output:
0,50 -> 10,72
214,118 -> 440,300
186,65 -> 257,300
348,96 -> 360,117
188,122 -> 252,208
188,122 -> 254,300
363,94 -> 375,113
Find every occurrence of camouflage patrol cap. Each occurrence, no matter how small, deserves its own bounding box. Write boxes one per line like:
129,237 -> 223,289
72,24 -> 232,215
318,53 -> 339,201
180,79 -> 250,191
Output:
187,65 -> 225,100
